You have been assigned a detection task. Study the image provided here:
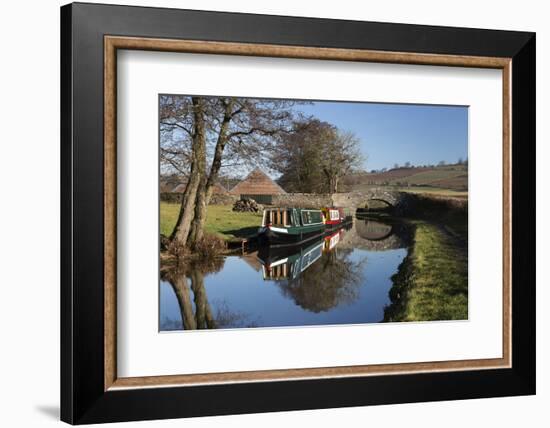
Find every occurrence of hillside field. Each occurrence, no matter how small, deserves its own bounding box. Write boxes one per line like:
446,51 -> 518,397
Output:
343,164 -> 468,197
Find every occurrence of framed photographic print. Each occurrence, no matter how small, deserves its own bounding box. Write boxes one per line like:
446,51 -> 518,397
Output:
60,2 -> 535,424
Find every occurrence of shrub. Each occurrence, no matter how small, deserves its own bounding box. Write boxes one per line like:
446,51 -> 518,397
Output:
167,238 -> 189,259
160,192 -> 183,203
193,233 -> 226,259
161,192 -> 237,205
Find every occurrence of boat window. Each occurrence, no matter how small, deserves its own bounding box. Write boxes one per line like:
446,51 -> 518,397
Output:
283,210 -> 289,226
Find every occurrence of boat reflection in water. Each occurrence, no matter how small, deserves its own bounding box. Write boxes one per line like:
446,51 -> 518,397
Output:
258,238 -> 324,281
324,228 -> 344,251
258,226 -> 347,281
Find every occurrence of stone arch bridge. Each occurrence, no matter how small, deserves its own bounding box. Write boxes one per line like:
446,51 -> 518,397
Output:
271,189 -> 414,215
331,189 -> 412,214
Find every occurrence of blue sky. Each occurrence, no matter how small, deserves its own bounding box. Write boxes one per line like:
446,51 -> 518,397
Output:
294,101 -> 468,171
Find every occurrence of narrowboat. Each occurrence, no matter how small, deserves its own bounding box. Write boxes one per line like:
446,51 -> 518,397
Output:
321,207 -> 353,229
257,238 -> 324,281
321,207 -> 343,228
258,207 -> 325,246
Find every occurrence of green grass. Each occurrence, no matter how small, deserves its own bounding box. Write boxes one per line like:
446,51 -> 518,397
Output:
385,221 -> 468,322
160,202 -> 263,241
352,183 -> 468,198
396,186 -> 468,198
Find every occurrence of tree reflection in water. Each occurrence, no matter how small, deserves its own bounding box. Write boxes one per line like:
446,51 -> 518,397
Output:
273,247 -> 365,313
162,257 -> 256,330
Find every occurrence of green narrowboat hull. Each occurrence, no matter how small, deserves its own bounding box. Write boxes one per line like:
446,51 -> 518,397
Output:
258,224 -> 325,246
259,207 -> 326,246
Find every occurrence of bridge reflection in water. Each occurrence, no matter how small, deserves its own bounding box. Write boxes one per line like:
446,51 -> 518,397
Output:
159,217 -> 412,331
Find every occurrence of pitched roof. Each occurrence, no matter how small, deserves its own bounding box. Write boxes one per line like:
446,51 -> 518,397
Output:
229,168 -> 286,195
211,183 -> 229,195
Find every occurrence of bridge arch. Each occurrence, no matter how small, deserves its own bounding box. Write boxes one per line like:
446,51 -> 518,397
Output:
362,198 -> 394,211
331,189 -> 406,212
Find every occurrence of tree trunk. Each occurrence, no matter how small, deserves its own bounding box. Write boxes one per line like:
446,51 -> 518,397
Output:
324,169 -> 337,194
187,174 -> 207,246
169,274 -> 197,330
187,100 -> 234,248
169,97 -> 206,248
190,269 -> 215,329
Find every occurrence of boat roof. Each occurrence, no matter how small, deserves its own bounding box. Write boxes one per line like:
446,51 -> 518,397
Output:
264,207 -> 322,211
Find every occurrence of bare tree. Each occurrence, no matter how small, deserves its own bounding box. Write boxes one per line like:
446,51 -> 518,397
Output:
271,119 -> 330,193
187,97 -> 298,247
169,97 -> 206,247
319,130 -> 364,193
272,119 -> 364,194
160,95 -> 194,177
162,95 -> 300,250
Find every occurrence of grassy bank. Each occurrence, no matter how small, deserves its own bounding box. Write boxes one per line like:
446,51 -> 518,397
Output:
350,183 -> 468,198
160,202 -> 263,241
397,187 -> 468,198
410,194 -> 468,240
385,220 -> 468,322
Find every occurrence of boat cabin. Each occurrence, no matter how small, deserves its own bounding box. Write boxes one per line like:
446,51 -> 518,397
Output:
259,207 -> 326,246
321,207 -> 342,225
261,208 -> 324,228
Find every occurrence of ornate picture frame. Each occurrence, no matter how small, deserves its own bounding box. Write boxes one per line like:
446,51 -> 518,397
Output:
61,2 -> 535,424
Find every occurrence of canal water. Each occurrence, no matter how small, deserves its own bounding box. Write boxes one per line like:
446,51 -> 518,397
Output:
159,216 -> 412,331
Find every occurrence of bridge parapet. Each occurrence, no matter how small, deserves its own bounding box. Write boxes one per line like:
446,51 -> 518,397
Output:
271,189 -> 413,214
331,189 -> 410,213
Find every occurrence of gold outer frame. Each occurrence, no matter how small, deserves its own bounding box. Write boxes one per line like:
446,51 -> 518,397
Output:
104,36 -> 512,391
